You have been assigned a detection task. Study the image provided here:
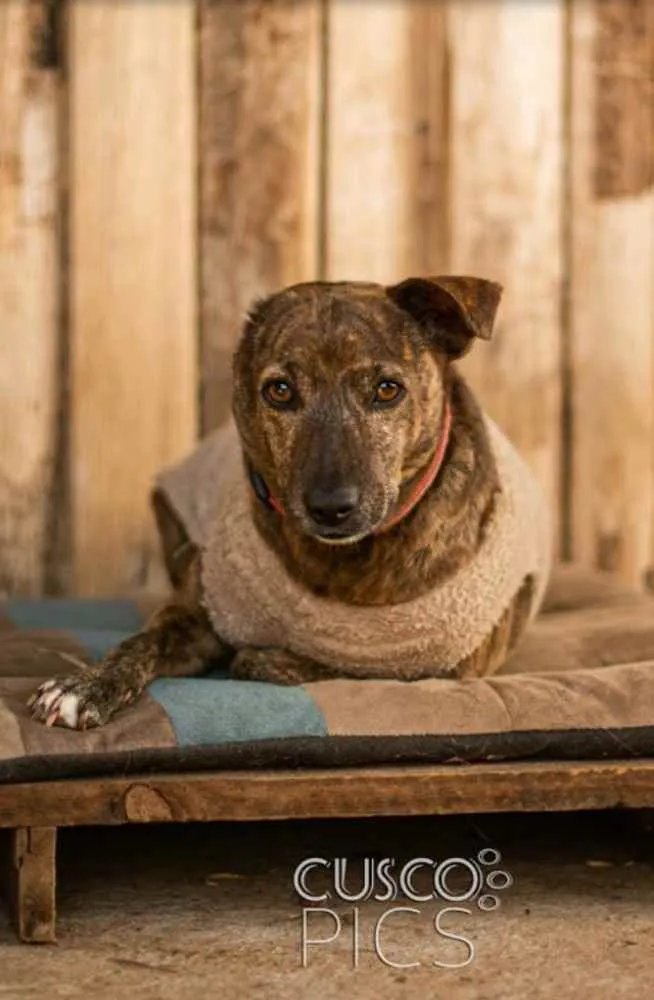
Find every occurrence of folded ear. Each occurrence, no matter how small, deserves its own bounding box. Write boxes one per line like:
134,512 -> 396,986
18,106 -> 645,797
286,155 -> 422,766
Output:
386,275 -> 503,359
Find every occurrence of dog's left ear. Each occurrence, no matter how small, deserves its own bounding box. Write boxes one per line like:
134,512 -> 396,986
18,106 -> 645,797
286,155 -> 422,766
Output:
386,275 -> 503,359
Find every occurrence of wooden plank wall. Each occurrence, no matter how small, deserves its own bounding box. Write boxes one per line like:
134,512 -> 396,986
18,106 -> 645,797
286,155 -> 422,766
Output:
0,0 -> 653,596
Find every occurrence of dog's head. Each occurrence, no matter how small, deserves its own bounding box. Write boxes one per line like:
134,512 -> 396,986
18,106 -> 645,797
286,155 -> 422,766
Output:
232,276 -> 502,544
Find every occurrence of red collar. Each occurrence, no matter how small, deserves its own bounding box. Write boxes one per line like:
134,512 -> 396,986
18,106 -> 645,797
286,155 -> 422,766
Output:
248,397 -> 453,534
375,396 -> 452,534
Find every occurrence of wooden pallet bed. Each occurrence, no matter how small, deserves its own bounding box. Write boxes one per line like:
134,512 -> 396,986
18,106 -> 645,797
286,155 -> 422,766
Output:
2,566 -> 654,943
3,758 -> 654,944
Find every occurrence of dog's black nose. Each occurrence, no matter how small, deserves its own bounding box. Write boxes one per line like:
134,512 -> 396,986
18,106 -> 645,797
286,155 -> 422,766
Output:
305,486 -> 359,528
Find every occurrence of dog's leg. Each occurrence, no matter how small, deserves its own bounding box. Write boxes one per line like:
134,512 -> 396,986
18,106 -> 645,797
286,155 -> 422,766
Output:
457,574 -> 536,678
229,646 -> 461,684
29,602 -> 228,729
230,647 -> 347,685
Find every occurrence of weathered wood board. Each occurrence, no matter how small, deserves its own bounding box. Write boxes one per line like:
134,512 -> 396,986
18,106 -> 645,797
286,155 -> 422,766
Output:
0,1 -> 61,596
199,0 -> 322,432
447,0 -> 565,546
569,0 -> 654,587
4,826 -> 56,943
68,0 -> 197,595
325,0 -> 445,283
0,761 -> 652,830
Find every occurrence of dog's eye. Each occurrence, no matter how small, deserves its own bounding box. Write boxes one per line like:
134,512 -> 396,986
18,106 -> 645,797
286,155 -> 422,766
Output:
262,379 -> 295,408
373,380 -> 405,406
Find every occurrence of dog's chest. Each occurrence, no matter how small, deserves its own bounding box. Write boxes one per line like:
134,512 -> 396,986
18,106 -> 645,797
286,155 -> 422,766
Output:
166,419 -> 552,679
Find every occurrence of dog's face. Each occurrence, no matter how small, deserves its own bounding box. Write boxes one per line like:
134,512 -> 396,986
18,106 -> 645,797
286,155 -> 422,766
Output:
232,276 -> 501,544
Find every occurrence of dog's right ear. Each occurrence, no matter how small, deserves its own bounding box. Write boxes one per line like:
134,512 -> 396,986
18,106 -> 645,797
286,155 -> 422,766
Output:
386,275 -> 503,359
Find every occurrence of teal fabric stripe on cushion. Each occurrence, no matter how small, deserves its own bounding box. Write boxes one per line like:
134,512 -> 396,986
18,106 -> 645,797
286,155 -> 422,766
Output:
5,599 -> 144,633
148,677 -> 328,746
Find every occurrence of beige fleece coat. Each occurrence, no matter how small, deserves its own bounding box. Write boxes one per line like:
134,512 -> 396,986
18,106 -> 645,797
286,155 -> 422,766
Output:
157,416 -> 551,678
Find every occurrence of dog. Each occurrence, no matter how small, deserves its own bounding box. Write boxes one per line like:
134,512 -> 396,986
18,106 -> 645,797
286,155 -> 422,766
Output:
29,275 -> 543,730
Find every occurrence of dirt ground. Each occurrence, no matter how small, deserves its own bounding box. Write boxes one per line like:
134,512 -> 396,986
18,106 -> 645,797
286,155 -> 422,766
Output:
1,809 -> 652,999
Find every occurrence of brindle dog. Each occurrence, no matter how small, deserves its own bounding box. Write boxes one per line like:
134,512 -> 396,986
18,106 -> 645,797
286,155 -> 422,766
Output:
29,276 -> 535,729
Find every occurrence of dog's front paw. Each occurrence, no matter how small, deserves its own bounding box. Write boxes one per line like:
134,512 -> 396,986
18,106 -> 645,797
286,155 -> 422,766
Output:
28,674 -> 134,730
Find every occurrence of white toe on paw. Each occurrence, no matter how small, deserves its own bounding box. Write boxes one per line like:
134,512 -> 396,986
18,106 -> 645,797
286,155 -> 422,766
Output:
36,685 -> 63,716
38,687 -> 63,713
56,692 -> 81,728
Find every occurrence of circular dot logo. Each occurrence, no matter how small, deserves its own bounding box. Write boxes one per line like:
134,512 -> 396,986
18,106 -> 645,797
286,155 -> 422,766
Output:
478,848 -> 501,867
486,869 -> 513,892
474,849 -> 513,910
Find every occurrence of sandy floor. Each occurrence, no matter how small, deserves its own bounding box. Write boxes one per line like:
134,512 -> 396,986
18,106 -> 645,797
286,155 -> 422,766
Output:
1,810 -> 653,999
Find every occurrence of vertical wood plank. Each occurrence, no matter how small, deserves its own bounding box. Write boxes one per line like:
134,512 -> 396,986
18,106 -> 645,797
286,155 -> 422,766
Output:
69,1 -> 197,595
569,0 -> 654,587
447,0 -> 565,543
0,0 -> 61,596
199,0 -> 322,432
325,0 -> 447,283
6,827 -> 57,943
409,1 -> 450,277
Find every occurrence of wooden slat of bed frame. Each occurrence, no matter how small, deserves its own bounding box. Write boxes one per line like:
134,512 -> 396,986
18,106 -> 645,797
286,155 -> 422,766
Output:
1,760 -> 653,829
1,759 -> 652,943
